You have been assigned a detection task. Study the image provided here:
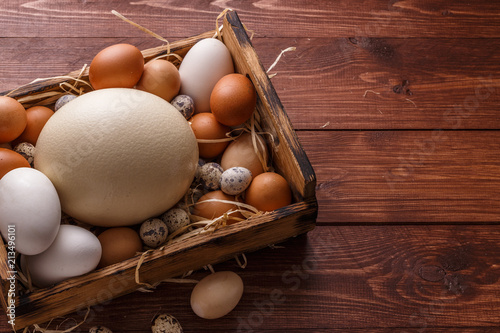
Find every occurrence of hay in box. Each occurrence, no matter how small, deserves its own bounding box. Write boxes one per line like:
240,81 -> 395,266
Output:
0,10 -> 317,331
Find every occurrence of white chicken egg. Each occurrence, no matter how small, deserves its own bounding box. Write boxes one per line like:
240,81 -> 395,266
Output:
178,38 -> 234,113
0,167 -> 61,255
22,224 -> 102,288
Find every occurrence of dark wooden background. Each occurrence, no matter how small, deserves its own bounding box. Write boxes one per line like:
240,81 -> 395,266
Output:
1,1 -> 499,332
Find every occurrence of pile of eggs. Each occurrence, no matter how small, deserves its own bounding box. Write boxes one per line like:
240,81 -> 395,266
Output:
0,37 -> 293,319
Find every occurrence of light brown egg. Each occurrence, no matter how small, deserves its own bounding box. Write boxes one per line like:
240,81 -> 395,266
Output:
220,132 -> 267,178
190,271 -> 244,319
210,73 -> 257,126
97,227 -> 143,268
245,172 -> 292,212
14,106 -> 53,145
190,112 -> 230,159
193,190 -> 241,224
136,59 -> 180,102
89,43 -> 144,90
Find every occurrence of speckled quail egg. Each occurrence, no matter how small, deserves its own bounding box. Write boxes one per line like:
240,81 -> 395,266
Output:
139,218 -> 168,248
89,327 -> 113,333
198,162 -> 223,190
161,208 -> 190,234
13,142 -> 35,167
171,94 -> 195,120
220,167 -> 252,195
193,158 -> 207,182
89,326 -> 113,333
55,94 -> 77,111
151,313 -> 183,333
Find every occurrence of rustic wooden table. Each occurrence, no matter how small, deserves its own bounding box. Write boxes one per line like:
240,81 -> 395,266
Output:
1,1 -> 499,332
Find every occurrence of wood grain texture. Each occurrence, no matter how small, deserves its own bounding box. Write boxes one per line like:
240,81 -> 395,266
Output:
299,131 -> 500,223
2,225 -> 498,332
0,1 -> 500,38
1,37 -> 499,129
1,0 -> 499,331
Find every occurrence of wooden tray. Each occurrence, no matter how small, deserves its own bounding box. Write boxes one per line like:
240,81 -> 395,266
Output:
0,10 -> 317,331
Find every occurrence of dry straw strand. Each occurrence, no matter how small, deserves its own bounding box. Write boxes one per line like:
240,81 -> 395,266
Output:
112,10 -> 169,47
27,307 -> 90,333
135,249 -> 156,289
267,46 -> 296,77
215,8 -> 233,40
112,10 -> 183,64
234,253 -> 248,269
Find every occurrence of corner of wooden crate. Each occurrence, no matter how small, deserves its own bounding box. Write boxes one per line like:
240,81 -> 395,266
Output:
221,11 -> 317,203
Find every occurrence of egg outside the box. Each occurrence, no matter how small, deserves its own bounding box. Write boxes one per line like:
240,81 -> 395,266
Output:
89,326 -> 113,333
190,271 -> 244,319
151,314 -> 183,333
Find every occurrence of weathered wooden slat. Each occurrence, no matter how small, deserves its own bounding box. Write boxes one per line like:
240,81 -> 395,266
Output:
223,11 -> 317,201
298,131 -> 500,223
3,225 -> 498,332
1,37 -> 499,129
9,200 -> 316,329
0,1 -> 499,38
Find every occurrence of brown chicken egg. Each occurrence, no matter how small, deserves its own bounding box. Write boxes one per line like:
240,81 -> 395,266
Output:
136,59 -> 180,102
210,73 -> 257,126
0,148 -> 31,179
97,227 -> 143,268
190,112 -> 230,159
89,43 -> 144,90
14,106 -> 54,145
220,132 -> 267,178
0,96 -> 26,143
245,172 -> 292,212
193,190 -> 242,224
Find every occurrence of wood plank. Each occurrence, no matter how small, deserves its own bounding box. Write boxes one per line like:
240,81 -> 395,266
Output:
1,37 -> 499,129
265,38 -> 500,130
0,1 -> 499,38
298,131 -> 500,223
2,225 -> 498,331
